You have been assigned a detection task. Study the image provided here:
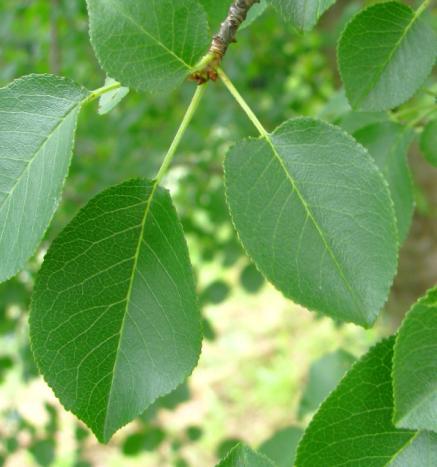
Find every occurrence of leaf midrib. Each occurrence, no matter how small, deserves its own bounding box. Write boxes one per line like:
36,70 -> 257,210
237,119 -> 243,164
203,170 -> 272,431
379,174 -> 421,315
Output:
354,4 -> 425,107
102,181 -> 159,440
263,132 -> 366,321
105,0 -> 191,70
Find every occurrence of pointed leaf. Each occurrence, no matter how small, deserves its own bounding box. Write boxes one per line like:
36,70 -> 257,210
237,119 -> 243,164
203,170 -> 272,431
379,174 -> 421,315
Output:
30,179 -> 201,442
393,287 -> 437,433
270,0 -> 336,31
295,338 -> 415,467
354,122 -> 415,243
0,75 -> 89,283
217,444 -> 275,467
338,2 -> 436,111
224,118 -> 398,327
87,0 -> 209,93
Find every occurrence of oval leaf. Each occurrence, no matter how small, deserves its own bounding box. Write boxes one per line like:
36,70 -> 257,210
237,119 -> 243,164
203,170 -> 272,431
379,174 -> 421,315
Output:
30,179 -> 201,442
354,122 -> 415,243
295,337 -> 416,467
270,0 -> 336,31
393,287 -> 437,432
338,2 -> 436,111
87,0 -> 209,93
217,444 -> 275,467
224,117 -> 398,327
0,75 -> 89,283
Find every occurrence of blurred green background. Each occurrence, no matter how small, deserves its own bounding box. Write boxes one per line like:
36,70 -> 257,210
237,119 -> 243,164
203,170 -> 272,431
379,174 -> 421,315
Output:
0,0 -> 435,465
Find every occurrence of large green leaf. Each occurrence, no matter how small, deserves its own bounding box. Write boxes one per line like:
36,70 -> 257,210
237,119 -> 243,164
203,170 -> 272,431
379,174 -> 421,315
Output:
354,122 -> 415,243
0,75 -> 89,283
30,179 -> 201,442
393,287 -> 437,433
87,0 -> 209,93
259,426 -> 303,467
388,431 -> 437,466
295,338 -> 416,467
224,118 -> 398,327
338,2 -> 436,111
217,444 -> 275,467
298,349 -> 355,418
270,0 -> 336,31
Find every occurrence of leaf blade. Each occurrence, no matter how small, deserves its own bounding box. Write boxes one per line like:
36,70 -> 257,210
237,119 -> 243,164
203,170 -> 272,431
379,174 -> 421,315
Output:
224,117 -> 398,326
86,0 -> 209,93
217,444 -> 275,467
0,74 -> 89,283
338,2 -> 436,111
30,179 -> 201,442
393,287 -> 437,433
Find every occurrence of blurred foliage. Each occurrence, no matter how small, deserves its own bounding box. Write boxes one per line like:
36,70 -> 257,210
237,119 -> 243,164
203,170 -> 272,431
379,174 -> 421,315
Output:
0,0 -> 425,465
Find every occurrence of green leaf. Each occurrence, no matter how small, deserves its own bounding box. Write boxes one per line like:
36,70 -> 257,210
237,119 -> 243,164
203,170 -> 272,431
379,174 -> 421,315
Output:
270,0 -> 336,31
393,287 -> 437,432
217,444 -> 275,467
298,349 -> 355,418
201,280 -> 230,305
30,179 -> 201,442
242,1 -> 269,30
338,2 -> 436,111
224,117 -> 398,327
388,431 -> 437,466
86,0 -> 209,93
354,122 -> 415,243
199,0 -> 228,32
295,337 -> 416,467
420,119 -> 437,167
98,78 -> 129,115
0,75 -> 89,283
259,426 -> 303,467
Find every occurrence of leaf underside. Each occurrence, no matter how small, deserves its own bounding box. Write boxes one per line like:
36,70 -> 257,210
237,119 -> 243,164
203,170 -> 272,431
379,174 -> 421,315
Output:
393,287 -> 437,433
87,0 -> 210,93
338,2 -> 436,111
0,74 -> 89,283
30,179 -> 201,442
225,117 -> 398,327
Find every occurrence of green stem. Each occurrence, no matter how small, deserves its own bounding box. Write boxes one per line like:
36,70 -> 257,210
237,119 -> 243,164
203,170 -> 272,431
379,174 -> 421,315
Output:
84,81 -> 122,105
217,67 -> 269,138
155,84 -> 207,185
416,0 -> 431,16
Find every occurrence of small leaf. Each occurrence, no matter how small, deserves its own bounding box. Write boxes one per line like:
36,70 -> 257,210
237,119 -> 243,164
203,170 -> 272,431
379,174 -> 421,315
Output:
30,179 -> 201,442
98,78 -> 129,115
295,338 -> 415,467
259,426 -> 303,467
338,2 -> 436,111
87,0 -> 209,93
217,444 -> 275,467
0,75 -> 89,283
388,431 -> 437,466
241,1 -> 269,30
354,122 -> 415,243
298,349 -> 355,418
270,0 -> 336,31
393,287 -> 437,433
199,0 -> 228,32
420,119 -> 437,167
201,280 -> 230,305
224,118 -> 398,327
